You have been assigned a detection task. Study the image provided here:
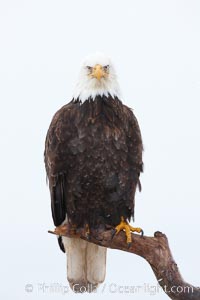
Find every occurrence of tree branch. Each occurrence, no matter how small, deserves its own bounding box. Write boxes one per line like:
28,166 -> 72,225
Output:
48,226 -> 200,299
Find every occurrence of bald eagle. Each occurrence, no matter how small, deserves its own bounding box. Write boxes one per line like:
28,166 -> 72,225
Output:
44,53 -> 143,292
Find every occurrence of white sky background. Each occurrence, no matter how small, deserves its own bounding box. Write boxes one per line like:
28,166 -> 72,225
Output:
0,0 -> 200,299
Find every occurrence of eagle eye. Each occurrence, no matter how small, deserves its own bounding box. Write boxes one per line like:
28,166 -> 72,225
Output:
86,66 -> 92,71
103,65 -> 109,71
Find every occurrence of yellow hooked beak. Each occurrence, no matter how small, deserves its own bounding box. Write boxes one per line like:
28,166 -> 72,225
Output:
92,64 -> 105,80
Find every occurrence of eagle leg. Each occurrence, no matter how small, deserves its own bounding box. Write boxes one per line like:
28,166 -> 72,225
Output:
114,216 -> 143,246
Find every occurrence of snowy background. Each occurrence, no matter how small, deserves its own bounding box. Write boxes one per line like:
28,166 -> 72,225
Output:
1,1 -> 200,299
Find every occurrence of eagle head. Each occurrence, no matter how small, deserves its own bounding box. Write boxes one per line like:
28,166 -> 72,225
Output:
73,53 -> 120,102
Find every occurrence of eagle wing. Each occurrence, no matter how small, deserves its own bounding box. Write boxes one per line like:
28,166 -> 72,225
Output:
44,101 -> 78,226
122,104 -> 143,220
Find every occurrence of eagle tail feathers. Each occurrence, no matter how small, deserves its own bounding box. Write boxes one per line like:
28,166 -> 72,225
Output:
62,237 -> 107,293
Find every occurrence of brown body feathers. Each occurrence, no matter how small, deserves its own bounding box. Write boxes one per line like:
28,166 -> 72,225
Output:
44,95 -> 143,230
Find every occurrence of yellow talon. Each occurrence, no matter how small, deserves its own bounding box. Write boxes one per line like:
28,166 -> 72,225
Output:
115,216 -> 143,244
54,224 -> 80,238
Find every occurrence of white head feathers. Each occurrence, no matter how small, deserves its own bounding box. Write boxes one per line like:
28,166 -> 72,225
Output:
73,53 -> 121,102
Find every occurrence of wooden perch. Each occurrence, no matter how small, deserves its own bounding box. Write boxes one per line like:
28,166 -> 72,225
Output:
48,226 -> 200,300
